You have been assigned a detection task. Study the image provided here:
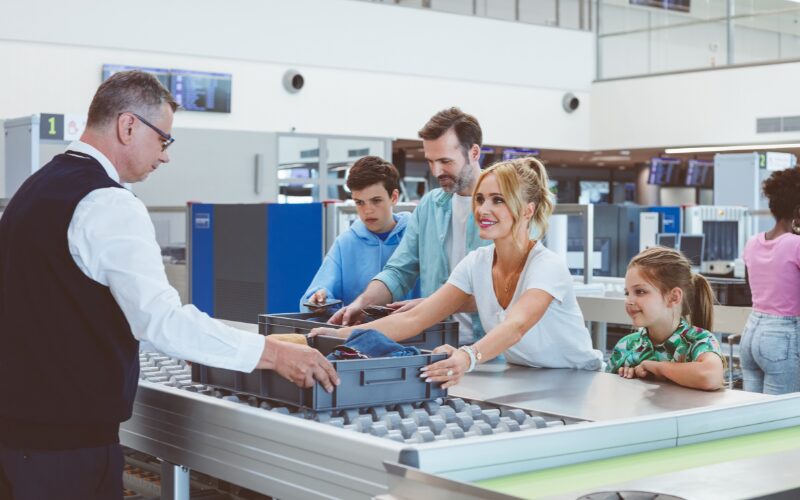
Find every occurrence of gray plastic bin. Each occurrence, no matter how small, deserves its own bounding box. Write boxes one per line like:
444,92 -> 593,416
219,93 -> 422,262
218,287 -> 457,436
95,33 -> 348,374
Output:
191,330 -> 448,411
258,311 -> 459,351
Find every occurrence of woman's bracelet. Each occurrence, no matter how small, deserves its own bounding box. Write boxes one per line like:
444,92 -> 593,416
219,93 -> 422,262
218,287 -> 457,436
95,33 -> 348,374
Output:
459,345 -> 478,372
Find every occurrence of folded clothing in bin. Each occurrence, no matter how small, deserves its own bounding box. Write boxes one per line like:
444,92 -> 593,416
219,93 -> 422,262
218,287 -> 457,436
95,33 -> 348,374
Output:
326,329 -> 421,360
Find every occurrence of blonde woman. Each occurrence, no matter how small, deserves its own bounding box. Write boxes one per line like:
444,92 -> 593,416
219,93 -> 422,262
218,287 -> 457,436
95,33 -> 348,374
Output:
312,158 -> 603,387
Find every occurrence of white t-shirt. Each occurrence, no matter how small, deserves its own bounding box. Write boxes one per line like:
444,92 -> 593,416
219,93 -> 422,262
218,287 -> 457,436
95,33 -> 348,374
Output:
448,243 -> 603,370
447,193 -> 475,343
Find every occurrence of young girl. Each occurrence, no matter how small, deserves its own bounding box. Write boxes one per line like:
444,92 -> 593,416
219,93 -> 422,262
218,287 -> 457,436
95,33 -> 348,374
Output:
607,247 -> 724,391
311,158 -> 603,387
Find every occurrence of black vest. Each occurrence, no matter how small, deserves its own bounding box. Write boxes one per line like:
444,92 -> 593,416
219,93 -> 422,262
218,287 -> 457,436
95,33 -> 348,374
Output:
0,152 -> 139,450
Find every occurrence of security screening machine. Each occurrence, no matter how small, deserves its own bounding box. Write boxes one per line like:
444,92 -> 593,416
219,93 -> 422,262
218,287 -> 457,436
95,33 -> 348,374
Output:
683,205 -> 750,277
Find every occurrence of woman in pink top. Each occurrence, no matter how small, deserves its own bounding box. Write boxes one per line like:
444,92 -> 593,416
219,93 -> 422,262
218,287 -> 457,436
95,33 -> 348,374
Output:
740,166 -> 800,394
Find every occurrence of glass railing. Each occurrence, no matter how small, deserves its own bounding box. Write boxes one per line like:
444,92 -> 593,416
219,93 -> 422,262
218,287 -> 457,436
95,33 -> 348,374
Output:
355,0 -> 594,31
598,0 -> 800,80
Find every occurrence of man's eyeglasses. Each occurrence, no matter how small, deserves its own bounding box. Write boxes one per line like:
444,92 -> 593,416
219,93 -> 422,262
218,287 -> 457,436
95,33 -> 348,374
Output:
127,112 -> 175,152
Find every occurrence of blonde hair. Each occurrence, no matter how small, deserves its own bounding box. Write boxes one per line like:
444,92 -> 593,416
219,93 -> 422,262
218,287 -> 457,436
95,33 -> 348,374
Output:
629,247 -> 715,331
473,157 -> 554,246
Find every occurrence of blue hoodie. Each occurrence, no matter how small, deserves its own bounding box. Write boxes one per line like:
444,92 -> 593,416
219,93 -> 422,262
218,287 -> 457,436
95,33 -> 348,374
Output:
299,212 -> 419,311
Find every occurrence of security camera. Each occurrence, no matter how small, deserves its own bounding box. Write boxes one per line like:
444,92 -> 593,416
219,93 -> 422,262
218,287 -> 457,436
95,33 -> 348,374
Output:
283,70 -> 304,93
562,93 -> 580,113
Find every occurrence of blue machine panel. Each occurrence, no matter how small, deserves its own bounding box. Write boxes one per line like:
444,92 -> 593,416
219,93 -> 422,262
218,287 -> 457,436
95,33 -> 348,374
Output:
190,203 -> 214,314
266,203 -> 323,313
647,206 -> 681,234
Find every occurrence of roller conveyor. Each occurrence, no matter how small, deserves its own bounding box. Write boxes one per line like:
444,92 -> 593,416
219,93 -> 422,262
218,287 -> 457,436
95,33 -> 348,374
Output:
139,352 -> 573,445
123,346 -> 800,500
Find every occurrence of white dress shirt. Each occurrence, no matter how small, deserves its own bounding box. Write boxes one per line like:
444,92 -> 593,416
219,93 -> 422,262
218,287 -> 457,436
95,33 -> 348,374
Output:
65,141 -> 264,372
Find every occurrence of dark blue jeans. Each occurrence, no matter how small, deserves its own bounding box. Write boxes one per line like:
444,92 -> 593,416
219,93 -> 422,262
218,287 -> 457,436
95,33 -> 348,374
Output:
0,443 -> 123,500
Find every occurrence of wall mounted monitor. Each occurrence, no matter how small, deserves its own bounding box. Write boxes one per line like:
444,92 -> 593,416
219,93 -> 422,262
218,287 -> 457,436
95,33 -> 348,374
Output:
170,70 -> 232,113
630,0 -> 690,13
656,232 -> 677,249
648,158 -> 683,186
502,148 -> 540,161
678,233 -> 704,268
685,160 -> 713,188
102,64 -> 171,89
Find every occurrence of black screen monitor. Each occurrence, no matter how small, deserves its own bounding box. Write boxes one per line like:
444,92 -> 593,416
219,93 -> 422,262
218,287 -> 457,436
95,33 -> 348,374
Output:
656,233 -> 678,249
648,159 -> 682,186
502,148 -> 540,161
685,160 -> 713,188
678,234 -> 704,268
170,69 -> 232,113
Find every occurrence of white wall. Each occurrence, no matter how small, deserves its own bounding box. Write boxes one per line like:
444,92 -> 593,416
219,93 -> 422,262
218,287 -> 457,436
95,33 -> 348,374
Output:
0,0 -> 593,151
591,61 -> 800,150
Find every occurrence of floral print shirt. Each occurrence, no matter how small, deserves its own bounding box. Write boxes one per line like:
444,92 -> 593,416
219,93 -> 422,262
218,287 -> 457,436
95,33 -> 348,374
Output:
606,319 -> 723,373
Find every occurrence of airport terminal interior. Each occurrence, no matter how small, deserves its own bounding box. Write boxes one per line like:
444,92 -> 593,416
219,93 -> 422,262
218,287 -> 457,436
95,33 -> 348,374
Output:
3,0 -> 800,499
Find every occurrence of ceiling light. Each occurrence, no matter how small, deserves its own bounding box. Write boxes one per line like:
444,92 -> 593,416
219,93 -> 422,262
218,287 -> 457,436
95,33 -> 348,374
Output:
591,155 -> 632,162
665,143 -> 800,154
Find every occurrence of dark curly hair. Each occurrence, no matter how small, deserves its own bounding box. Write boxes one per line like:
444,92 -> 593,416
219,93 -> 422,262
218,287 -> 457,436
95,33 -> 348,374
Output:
762,166 -> 800,220
346,156 -> 400,195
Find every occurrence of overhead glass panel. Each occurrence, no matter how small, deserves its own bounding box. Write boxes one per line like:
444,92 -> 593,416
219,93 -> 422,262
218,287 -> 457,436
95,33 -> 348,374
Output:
598,0 -> 800,79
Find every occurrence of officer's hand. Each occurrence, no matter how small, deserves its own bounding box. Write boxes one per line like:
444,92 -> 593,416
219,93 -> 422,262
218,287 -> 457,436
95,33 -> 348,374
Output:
258,337 -> 339,392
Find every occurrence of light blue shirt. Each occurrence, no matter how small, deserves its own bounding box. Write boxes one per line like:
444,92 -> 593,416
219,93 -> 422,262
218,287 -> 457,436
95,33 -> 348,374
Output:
373,188 -> 491,339
300,212 -> 419,310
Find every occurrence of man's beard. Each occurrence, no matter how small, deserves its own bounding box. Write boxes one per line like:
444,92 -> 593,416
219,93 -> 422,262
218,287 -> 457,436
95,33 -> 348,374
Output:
438,160 -> 474,194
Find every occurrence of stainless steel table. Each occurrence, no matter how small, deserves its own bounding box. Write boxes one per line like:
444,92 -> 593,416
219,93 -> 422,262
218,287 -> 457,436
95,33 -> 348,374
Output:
452,362 -> 768,422
121,347 -> 800,499
381,443 -> 800,500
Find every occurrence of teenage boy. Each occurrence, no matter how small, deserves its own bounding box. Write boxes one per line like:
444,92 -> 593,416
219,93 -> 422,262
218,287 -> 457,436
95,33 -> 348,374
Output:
300,156 -> 419,310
